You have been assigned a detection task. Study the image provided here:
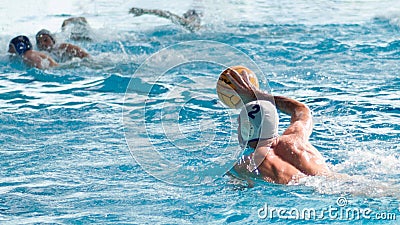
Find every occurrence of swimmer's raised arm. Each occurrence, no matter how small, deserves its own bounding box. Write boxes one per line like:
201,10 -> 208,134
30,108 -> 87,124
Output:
226,68 -> 313,138
273,96 -> 313,138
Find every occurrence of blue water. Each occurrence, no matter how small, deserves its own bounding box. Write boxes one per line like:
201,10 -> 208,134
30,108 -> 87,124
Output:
1,0 -> 400,224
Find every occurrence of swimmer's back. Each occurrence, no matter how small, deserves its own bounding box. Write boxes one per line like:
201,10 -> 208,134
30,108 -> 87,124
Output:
271,134 -> 330,176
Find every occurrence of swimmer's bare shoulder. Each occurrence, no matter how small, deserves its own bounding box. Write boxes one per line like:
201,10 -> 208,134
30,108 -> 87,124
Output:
23,50 -> 58,69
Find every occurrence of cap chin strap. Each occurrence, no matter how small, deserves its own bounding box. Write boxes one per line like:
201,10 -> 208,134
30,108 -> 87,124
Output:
245,126 -> 279,143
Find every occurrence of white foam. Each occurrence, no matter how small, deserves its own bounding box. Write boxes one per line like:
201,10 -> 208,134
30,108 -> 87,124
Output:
2,0 -> 399,38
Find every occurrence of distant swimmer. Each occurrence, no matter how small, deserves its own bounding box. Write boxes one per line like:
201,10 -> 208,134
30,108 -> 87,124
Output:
8,35 -> 58,69
224,68 -> 331,184
36,29 -> 90,62
61,17 -> 93,41
129,7 -> 202,32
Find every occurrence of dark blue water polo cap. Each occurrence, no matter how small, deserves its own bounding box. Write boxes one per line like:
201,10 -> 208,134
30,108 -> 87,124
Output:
10,35 -> 33,55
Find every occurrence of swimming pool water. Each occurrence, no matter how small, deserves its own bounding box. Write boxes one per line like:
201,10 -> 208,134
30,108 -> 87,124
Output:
0,0 -> 399,224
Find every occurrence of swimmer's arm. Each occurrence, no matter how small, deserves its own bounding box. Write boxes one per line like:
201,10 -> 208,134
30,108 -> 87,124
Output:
23,51 -> 58,69
130,8 -> 179,20
22,52 -> 42,68
46,55 -> 59,67
274,96 -> 312,126
233,155 -> 259,179
59,43 -> 90,58
225,171 -> 255,188
273,96 -> 313,137
37,52 -> 59,68
226,69 -> 313,137
242,92 -> 313,137
129,7 -> 194,31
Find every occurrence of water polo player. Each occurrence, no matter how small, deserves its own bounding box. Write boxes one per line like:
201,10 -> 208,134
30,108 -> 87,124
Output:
36,29 -> 90,62
225,68 -> 331,184
8,35 -> 58,69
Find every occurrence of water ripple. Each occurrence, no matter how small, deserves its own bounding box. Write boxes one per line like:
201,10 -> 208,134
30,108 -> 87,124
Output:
0,1 -> 399,223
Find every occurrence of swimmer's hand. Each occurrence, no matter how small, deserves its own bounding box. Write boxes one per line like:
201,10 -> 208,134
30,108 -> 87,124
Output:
226,68 -> 273,104
129,7 -> 145,16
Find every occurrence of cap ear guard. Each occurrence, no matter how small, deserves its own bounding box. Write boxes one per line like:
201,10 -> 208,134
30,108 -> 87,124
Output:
239,115 -> 256,143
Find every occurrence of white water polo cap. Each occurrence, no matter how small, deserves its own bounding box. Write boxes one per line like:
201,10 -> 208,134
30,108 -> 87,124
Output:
239,100 -> 279,143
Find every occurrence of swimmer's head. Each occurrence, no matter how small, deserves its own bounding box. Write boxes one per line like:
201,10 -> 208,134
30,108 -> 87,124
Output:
238,100 -> 279,148
36,29 -> 56,51
183,10 -> 200,18
61,17 -> 88,30
183,9 -> 201,30
61,17 -> 92,41
8,35 -> 32,55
